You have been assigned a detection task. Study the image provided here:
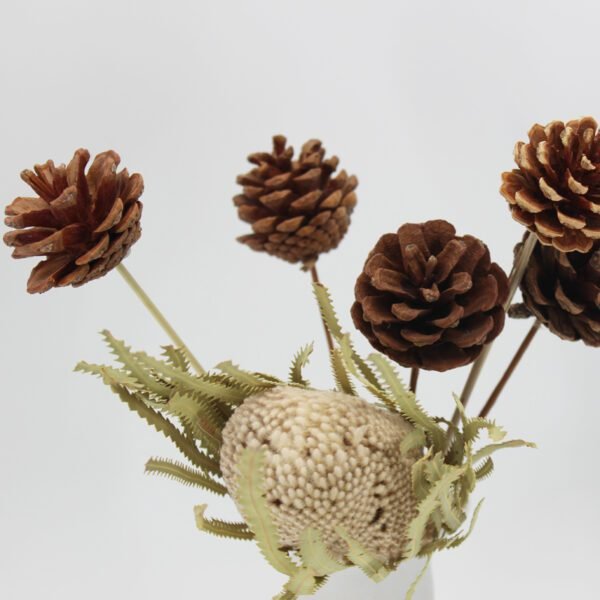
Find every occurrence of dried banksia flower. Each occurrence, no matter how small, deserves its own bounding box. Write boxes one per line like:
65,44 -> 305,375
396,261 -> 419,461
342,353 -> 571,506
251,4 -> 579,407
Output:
4,149 -> 143,293
234,135 -> 358,268
351,220 -> 509,372
511,240 -> 600,346
220,386 -> 419,563
501,117 -> 600,253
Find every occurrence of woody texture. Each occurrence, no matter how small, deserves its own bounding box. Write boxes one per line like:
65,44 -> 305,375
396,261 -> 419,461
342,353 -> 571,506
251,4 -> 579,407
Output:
4,149 -> 143,293
234,135 -> 357,267
351,220 -> 509,372
501,117 -> 600,253
511,240 -> 600,346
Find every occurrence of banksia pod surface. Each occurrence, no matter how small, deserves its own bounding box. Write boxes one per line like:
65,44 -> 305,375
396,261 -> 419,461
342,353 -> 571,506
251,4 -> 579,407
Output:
220,386 -> 419,563
501,117 -> 600,253
511,240 -> 600,346
351,220 -> 509,372
234,135 -> 358,268
4,149 -> 143,293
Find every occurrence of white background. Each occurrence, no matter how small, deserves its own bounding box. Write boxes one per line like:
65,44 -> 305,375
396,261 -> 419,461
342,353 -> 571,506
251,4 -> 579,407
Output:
1,1 -> 598,598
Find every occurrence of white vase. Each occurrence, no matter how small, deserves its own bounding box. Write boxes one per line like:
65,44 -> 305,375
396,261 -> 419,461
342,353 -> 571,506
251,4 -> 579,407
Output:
314,560 -> 434,599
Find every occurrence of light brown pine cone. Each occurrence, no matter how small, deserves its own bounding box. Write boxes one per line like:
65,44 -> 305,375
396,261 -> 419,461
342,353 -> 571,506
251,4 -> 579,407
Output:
511,240 -> 600,346
4,149 -> 143,293
234,135 -> 357,268
351,220 -> 509,372
501,117 -> 600,253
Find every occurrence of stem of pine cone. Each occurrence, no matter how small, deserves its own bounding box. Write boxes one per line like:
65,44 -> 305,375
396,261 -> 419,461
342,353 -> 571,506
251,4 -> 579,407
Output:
450,231 -> 538,426
309,265 -> 335,355
410,367 -> 419,394
478,320 -> 541,419
116,264 -> 205,374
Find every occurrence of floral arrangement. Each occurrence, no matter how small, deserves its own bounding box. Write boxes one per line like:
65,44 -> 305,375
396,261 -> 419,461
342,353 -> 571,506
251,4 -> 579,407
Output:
5,119 -> 599,599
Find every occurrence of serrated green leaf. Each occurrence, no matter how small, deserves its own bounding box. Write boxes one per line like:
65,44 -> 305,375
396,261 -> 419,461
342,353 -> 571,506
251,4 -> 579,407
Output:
109,384 -> 221,477
284,567 -> 319,596
298,528 -> 347,576
472,439 -> 536,464
474,457 -> 495,480
145,457 -> 227,495
289,343 -> 314,387
194,504 -> 255,540
400,427 -> 426,455
75,362 -> 142,388
329,348 -> 357,395
411,451 -> 432,501
405,556 -> 431,600
369,353 -> 446,452
236,449 -> 298,576
463,417 -> 506,443
161,345 -> 190,372
216,361 -> 277,391
101,331 -> 171,397
336,528 -> 389,582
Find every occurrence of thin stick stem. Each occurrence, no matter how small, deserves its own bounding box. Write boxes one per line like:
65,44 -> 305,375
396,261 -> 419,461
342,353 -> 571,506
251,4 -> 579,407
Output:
478,320 -> 541,419
451,231 -> 537,425
309,265 -> 335,355
116,264 -> 205,374
410,367 -> 420,394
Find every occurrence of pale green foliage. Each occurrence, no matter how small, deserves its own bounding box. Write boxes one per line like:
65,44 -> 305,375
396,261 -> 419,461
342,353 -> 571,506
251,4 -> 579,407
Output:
289,343 -> 314,387
405,556 -> 431,600
145,458 -> 227,495
78,284 -> 535,600
194,505 -> 255,540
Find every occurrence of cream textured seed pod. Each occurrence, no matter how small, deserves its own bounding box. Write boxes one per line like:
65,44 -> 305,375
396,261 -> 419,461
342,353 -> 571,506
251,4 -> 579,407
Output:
220,386 -> 421,563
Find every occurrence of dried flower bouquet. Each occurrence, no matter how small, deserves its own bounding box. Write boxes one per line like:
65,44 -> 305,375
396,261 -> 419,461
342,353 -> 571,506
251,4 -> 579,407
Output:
5,119 -> 600,598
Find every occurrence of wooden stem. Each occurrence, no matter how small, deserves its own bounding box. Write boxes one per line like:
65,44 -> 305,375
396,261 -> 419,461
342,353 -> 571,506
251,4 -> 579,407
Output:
116,264 -> 205,374
450,231 -> 537,425
478,320 -> 541,419
410,367 -> 420,394
309,265 -> 335,355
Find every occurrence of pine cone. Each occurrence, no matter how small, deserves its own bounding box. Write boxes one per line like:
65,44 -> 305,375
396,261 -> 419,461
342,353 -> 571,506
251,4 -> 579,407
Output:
234,135 -> 357,267
501,117 -> 600,253
4,149 -> 143,293
220,386 -> 419,563
511,240 -> 600,346
351,220 -> 509,372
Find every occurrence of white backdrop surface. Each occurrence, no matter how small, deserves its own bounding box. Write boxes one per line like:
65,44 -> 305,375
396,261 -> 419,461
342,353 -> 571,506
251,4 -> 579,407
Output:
1,1 -> 599,599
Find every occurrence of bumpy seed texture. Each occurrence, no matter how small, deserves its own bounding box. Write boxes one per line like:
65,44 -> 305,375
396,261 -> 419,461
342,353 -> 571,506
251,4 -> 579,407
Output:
511,240 -> 600,346
4,149 -> 143,293
351,220 -> 509,372
501,117 -> 600,253
220,386 -> 419,563
234,135 -> 358,267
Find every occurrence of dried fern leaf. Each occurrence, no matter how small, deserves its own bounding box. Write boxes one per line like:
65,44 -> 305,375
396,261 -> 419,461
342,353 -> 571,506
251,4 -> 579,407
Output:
298,528 -> 347,577
405,556 -> 431,600
289,343 -> 314,387
472,439 -> 536,463
161,345 -> 190,372
369,353 -> 446,452
236,449 -> 298,576
474,457 -> 495,480
336,527 -> 389,582
312,283 -> 381,387
165,392 -> 223,456
109,384 -> 221,477
194,504 -> 255,540
74,362 -> 141,388
145,458 -> 227,495
216,361 -> 278,391
101,331 -> 171,397
330,348 -> 357,396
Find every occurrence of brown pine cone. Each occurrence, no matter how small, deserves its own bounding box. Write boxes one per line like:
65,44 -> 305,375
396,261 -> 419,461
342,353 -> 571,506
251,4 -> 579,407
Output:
501,117 -> 600,253
4,149 -> 143,293
351,220 -> 509,372
234,135 -> 357,268
511,240 -> 600,346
